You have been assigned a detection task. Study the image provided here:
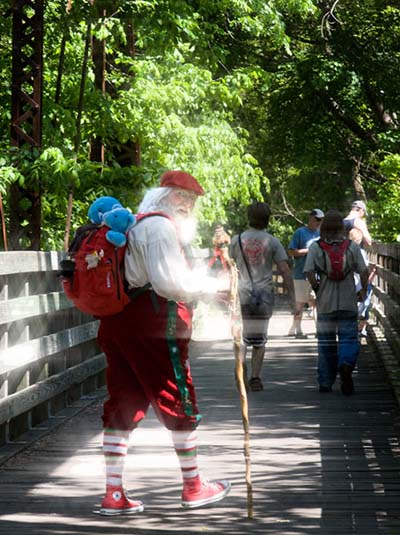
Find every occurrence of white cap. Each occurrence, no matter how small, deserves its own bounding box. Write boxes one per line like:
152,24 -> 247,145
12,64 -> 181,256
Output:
352,200 -> 368,216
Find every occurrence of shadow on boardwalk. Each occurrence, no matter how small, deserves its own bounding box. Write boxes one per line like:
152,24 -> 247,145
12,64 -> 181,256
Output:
0,311 -> 399,534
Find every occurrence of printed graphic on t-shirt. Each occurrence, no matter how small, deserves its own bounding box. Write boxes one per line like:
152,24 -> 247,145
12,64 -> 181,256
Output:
243,239 -> 266,266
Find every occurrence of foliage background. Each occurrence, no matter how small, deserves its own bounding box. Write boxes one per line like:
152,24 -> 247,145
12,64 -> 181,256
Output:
0,0 -> 399,250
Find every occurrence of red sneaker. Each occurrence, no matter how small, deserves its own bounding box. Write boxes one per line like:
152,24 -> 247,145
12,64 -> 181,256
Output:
181,477 -> 231,509
99,486 -> 144,516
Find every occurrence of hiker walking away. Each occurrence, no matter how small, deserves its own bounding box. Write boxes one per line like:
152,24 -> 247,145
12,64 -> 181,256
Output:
287,208 -> 324,338
96,170 -> 231,515
304,210 -> 369,396
230,202 -> 297,392
343,200 -> 372,248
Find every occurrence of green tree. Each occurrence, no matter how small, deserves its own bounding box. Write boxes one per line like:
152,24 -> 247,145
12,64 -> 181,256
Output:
233,0 -> 400,242
1,0 -> 399,249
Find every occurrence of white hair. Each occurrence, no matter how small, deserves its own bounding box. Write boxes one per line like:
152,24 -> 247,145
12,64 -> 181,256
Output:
138,187 -> 174,214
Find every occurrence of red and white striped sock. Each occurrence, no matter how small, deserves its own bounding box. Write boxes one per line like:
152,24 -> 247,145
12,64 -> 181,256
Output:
171,429 -> 199,483
103,428 -> 130,488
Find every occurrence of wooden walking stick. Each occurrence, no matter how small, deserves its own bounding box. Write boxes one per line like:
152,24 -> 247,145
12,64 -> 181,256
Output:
213,227 -> 253,518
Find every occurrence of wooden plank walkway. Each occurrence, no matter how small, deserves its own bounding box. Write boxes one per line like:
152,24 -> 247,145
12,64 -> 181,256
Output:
0,309 -> 399,534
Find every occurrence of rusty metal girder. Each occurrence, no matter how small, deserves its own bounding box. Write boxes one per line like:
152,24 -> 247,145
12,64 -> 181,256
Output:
11,0 -> 44,148
9,0 -> 44,250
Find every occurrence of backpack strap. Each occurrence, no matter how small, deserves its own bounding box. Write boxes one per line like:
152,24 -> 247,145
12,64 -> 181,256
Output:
135,210 -> 171,223
318,239 -> 350,253
341,239 -> 351,277
317,238 -> 327,275
126,211 -> 179,313
135,210 -> 186,255
68,223 -> 100,254
238,233 -> 255,285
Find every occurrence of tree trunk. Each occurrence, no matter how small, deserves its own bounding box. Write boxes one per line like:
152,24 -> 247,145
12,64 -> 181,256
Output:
0,192 -> 8,251
352,158 -> 367,200
55,34 -> 67,104
63,21 -> 92,251
90,9 -> 106,163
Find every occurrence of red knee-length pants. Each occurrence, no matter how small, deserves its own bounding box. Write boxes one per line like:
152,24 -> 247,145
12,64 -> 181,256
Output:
97,290 -> 201,431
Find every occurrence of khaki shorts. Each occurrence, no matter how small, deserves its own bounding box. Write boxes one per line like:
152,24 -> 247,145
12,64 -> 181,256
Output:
294,279 -> 315,304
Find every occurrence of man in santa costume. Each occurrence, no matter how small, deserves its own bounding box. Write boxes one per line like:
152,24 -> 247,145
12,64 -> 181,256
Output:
97,170 -> 231,515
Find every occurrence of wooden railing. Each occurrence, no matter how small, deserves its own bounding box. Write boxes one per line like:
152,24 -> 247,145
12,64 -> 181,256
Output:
368,243 -> 400,361
0,246 -> 344,448
0,251 -> 104,447
367,243 -> 400,408
0,248 -> 216,447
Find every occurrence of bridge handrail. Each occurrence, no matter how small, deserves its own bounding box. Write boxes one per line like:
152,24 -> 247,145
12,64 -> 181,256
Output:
4,243 -> 392,448
369,243 -> 400,357
0,251 -> 104,447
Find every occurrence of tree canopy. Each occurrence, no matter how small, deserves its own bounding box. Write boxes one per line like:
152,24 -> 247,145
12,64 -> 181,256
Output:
0,0 -> 399,250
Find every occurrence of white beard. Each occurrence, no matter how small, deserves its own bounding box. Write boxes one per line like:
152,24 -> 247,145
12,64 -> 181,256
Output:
174,214 -> 198,245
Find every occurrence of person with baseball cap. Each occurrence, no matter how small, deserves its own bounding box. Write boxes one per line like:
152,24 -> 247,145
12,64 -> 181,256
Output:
343,200 -> 372,248
287,208 -> 325,338
96,170 -> 231,515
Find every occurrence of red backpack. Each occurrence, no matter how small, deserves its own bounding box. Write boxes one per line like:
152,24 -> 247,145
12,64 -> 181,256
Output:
317,239 -> 351,281
60,224 -> 129,317
60,212 -> 169,317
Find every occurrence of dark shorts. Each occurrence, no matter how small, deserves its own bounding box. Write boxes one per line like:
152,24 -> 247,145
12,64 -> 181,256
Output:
241,304 -> 271,347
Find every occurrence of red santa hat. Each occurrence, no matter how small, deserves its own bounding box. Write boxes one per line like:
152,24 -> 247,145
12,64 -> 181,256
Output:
160,170 -> 205,196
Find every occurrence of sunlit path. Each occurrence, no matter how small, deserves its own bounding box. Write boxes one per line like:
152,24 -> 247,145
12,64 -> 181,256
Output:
0,309 -> 399,535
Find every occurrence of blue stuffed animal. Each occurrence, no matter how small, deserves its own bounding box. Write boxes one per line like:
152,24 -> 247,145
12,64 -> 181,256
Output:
88,196 -> 122,224
103,207 -> 136,247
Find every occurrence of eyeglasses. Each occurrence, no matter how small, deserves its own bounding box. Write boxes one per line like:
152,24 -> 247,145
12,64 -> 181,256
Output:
314,217 -> 323,222
172,189 -> 198,207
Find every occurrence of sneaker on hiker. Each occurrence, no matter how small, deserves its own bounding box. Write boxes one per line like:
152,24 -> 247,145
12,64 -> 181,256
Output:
249,377 -> 264,391
99,485 -> 144,516
319,385 -> 332,393
295,331 -> 308,339
182,476 -> 231,509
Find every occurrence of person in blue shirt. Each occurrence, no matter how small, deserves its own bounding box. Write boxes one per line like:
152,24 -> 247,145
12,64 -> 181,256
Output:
287,208 -> 324,338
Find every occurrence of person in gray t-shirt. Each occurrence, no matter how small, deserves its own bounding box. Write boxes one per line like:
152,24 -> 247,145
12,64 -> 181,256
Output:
304,209 -> 369,396
230,202 -> 297,392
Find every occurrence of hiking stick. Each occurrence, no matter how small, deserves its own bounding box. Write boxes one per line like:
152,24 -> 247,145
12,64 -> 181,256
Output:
219,242 -> 253,519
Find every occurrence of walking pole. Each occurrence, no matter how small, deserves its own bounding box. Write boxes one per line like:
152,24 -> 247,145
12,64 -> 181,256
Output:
216,234 -> 253,518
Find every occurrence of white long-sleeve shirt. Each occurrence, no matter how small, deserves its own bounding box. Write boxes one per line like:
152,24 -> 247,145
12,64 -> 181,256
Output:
124,215 -> 220,302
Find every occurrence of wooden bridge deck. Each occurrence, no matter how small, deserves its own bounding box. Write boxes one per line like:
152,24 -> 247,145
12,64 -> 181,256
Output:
0,310 -> 399,534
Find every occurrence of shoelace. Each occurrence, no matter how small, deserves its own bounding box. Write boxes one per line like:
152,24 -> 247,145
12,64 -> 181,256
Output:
199,478 -> 220,491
